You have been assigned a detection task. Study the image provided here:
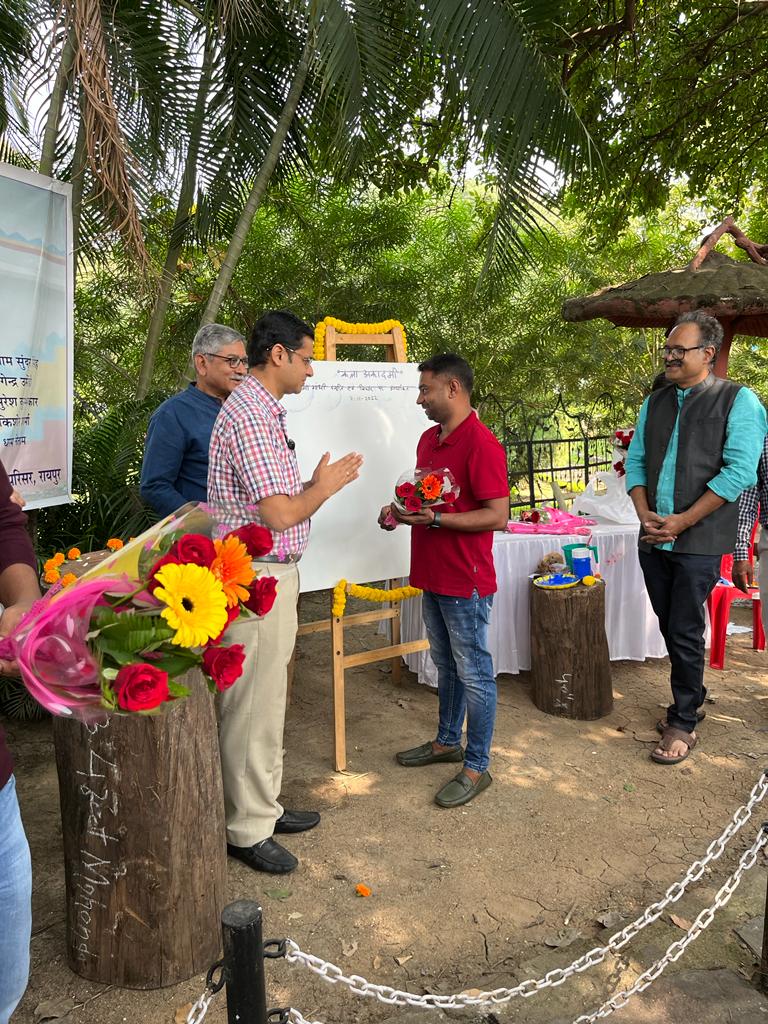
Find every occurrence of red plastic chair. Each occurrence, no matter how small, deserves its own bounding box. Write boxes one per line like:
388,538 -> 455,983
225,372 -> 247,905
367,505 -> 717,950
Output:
707,521 -> 764,670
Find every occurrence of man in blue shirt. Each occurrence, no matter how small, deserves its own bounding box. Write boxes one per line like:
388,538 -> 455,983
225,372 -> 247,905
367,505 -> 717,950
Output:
140,323 -> 246,517
625,311 -> 767,765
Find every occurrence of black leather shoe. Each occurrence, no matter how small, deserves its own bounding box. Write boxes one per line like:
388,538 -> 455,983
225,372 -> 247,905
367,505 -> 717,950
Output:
227,838 -> 298,874
274,809 -> 321,834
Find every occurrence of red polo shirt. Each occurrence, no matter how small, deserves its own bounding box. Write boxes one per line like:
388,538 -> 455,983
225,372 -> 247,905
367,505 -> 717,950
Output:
409,412 -> 508,598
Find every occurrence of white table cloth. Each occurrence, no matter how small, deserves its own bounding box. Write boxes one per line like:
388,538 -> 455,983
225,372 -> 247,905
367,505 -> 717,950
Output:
398,524 -> 668,687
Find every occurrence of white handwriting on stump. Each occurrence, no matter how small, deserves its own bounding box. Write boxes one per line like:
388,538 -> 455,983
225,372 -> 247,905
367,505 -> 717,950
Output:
553,673 -> 575,712
72,721 -> 120,961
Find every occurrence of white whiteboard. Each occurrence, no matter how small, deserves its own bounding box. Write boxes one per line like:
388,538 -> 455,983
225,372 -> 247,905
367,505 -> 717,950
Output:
282,361 -> 426,592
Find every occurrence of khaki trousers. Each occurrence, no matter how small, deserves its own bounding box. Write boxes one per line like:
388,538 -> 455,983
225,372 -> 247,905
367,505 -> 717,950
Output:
218,562 -> 299,846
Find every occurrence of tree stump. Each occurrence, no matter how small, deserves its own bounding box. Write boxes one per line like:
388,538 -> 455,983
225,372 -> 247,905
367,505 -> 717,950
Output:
52,670 -> 226,989
530,580 -> 613,719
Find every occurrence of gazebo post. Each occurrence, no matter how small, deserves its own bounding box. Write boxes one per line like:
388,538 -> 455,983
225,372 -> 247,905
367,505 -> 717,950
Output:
713,321 -> 733,379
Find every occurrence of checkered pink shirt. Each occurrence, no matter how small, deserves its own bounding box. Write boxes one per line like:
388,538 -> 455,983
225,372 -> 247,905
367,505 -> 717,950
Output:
207,375 -> 309,559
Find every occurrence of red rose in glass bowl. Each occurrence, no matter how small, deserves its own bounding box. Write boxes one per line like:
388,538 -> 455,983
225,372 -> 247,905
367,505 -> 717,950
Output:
393,468 -> 460,514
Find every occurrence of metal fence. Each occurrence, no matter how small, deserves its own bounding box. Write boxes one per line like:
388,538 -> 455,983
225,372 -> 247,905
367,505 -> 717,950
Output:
477,392 -> 621,510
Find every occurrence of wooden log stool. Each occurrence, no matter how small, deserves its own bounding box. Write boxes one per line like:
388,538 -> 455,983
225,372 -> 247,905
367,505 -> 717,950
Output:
52,669 -> 226,988
530,580 -> 613,719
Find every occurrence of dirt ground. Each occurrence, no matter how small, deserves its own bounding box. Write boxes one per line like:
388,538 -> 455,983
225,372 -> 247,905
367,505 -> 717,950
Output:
7,596 -> 768,1024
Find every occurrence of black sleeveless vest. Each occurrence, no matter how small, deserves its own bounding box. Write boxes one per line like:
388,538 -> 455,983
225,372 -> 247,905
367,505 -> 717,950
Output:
642,374 -> 742,556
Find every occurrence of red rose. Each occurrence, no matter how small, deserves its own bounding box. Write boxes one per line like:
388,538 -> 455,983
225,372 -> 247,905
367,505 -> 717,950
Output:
404,495 -> 422,512
114,663 -> 170,712
225,524 -> 273,558
202,643 -> 246,692
244,575 -> 278,616
171,533 -> 216,567
613,460 -> 626,476
396,482 -> 416,499
442,492 -> 456,504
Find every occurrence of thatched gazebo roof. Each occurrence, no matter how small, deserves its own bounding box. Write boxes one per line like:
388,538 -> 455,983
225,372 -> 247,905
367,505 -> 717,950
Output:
561,218 -> 768,376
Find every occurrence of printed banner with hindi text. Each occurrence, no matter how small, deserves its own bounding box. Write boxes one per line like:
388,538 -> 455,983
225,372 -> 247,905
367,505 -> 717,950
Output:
0,164 -> 73,508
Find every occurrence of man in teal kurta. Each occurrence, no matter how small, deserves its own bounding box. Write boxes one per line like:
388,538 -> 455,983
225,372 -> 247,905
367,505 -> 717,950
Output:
625,311 -> 766,765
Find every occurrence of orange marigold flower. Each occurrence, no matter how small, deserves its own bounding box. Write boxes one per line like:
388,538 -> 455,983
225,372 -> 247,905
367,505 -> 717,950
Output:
211,535 -> 256,607
67,547 -> 81,560
106,538 -> 124,551
52,552 -> 65,567
355,883 -> 372,897
419,474 -> 442,501
43,558 -> 59,573
43,568 -> 60,584
60,573 -> 77,588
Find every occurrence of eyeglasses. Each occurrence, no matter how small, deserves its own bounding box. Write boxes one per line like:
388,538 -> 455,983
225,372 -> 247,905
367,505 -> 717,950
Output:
286,350 -> 313,368
662,344 -> 706,359
203,352 -> 248,368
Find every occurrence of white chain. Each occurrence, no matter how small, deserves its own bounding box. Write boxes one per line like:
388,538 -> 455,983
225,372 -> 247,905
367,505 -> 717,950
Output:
185,987 -> 218,1024
285,827 -> 767,1024
284,772 -> 768,1010
570,825 -> 768,1023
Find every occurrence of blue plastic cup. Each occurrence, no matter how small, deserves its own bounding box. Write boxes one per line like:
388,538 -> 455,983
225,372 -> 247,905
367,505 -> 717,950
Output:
571,547 -> 593,578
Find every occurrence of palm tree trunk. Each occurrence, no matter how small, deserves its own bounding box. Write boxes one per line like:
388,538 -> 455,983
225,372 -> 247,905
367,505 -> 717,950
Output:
39,33 -> 75,176
136,31 -> 216,399
200,31 -> 314,326
70,108 -> 87,255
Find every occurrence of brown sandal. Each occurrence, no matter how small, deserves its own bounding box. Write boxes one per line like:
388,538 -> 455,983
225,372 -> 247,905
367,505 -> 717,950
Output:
655,710 -> 705,735
650,727 -> 698,765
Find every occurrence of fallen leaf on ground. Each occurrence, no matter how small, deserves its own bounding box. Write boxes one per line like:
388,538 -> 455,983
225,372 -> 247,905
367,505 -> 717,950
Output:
34,997 -> 76,1022
596,911 -> 624,930
287,911 -> 303,921
263,887 -> 292,901
669,914 -> 693,930
342,940 -> 358,958
395,954 -> 413,966
373,955 -> 383,969
623,783 -> 636,792
175,1004 -> 194,1024
542,928 -> 582,949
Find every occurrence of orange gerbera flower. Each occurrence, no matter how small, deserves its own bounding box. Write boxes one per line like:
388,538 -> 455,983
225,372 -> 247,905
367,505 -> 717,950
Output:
419,474 -> 442,501
106,538 -> 124,551
211,535 -> 256,607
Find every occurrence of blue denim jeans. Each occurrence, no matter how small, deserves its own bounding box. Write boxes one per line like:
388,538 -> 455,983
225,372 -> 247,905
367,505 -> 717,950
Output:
421,590 -> 496,773
0,775 -> 31,1024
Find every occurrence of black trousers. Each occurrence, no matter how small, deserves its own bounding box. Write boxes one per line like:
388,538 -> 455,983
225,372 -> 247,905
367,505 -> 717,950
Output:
639,547 -> 722,733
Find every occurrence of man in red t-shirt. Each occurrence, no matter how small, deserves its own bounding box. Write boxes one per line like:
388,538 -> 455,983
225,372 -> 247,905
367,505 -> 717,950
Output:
379,354 -> 509,807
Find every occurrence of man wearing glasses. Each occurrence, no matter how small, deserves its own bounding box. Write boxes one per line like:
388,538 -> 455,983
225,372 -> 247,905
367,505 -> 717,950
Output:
140,323 -> 247,517
208,310 -> 362,874
625,311 -> 766,765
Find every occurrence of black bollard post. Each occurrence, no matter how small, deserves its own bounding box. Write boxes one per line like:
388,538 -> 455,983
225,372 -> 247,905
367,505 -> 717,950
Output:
222,900 -> 268,1024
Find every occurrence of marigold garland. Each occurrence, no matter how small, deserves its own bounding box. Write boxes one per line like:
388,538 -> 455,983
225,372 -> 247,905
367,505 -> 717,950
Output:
313,316 -> 408,361
331,579 -> 422,618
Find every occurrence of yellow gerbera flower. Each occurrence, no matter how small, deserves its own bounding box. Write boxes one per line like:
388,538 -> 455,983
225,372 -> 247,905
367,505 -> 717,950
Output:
211,535 -> 256,607
153,563 -> 228,648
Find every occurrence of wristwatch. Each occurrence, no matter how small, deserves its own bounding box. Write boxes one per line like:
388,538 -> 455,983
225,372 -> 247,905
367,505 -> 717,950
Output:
430,511 -> 442,529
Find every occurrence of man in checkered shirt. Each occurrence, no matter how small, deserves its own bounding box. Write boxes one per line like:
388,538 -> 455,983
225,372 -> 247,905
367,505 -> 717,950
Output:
208,310 -> 362,875
733,434 -> 768,637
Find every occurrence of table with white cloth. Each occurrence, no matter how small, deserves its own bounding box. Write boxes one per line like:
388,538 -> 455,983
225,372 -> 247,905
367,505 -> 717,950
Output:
398,524 -> 668,687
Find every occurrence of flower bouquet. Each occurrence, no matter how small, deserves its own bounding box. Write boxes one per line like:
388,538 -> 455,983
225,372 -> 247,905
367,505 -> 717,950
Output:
612,427 -> 635,478
0,505 -> 277,719
393,467 -> 459,514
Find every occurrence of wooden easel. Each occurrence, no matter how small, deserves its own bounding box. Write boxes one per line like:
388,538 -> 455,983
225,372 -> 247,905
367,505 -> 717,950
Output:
295,322 -> 430,771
